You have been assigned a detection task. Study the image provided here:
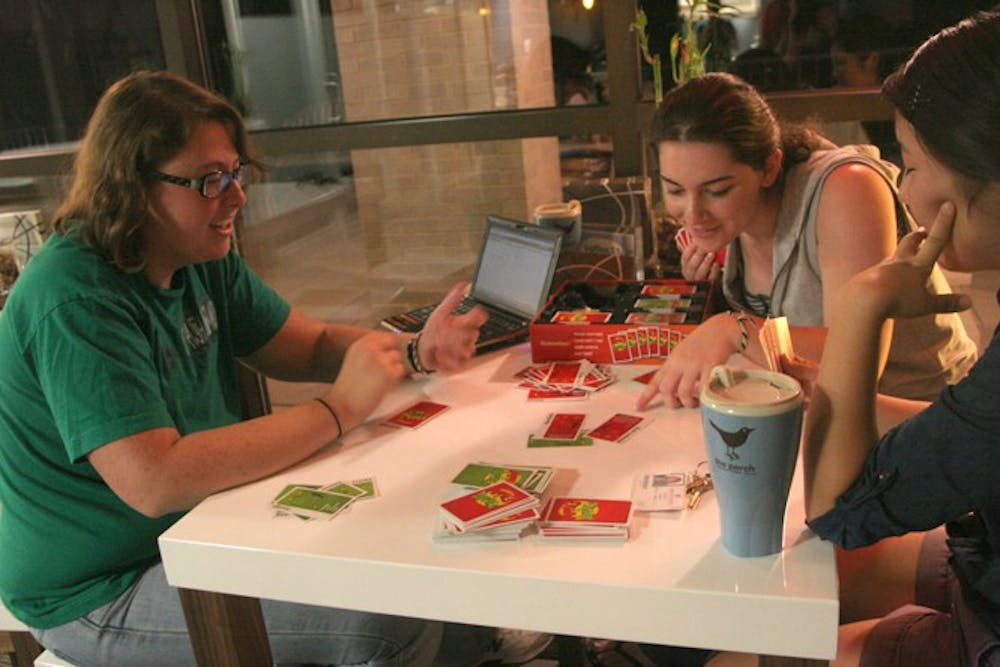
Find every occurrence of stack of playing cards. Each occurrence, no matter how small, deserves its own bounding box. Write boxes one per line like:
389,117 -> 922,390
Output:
515,360 -> 615,400
434,462 -> 555,541
758,316 -> 793,372
272,478 -> 378,521
606,321 -> 686,364
435,481 -> 542,541
450,462 -> 555,494
538,496 -> 634,541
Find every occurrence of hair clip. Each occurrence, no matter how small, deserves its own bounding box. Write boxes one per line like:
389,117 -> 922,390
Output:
904,81 -> 926,117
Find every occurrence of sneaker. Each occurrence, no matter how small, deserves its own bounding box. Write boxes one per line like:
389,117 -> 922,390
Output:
480,628 -> 554,665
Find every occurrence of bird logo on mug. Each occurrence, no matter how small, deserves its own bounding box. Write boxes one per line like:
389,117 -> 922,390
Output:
708,421 -> 754,461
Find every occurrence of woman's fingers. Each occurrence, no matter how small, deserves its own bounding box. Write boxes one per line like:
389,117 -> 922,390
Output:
913,202 -> 955,268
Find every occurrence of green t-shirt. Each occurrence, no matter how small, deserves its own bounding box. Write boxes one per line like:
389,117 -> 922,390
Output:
0,232 -> 290,628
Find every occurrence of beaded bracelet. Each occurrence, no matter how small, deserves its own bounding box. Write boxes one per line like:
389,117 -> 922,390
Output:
314,397 -> 343,439
728,310 -> 756,354
406,332 -> 434,375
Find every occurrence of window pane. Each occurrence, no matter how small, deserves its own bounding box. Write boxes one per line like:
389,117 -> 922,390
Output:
0,1 -> 165,153
204,0 -> 606,130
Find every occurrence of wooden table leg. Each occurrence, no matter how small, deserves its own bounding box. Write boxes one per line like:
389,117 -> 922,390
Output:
8,630 -> 42,667
177,589 -> 273,667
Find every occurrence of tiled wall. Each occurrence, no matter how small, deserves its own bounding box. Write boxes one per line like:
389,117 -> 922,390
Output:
332,0 -> 562,276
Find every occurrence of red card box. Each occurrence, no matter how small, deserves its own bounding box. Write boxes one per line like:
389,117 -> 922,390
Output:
530,280 -> 717,364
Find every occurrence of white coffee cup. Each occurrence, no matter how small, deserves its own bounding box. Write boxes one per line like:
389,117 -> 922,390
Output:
534,199 -> 582,246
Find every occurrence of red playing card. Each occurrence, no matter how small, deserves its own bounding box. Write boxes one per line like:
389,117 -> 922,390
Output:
542,413 -> 586,440
527,388 -> 588,401
632,370 -> 657,385
439,481 -> 534,526
608,332 -> 631,363
384,400 -> 449,428
551,310 -> 611,324
640,284 -> 697,297
545,361 -> 583,386
541,497 -> 633,526
587,413 -> 645,442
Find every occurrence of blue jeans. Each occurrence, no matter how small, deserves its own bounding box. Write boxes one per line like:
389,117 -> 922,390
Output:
33,563 -> 486,666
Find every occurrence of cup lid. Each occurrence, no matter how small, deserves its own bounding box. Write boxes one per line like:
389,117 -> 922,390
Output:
700,365 -> 802,415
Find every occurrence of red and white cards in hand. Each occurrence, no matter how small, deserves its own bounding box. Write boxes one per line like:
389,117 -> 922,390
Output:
675,228 -> 726,268
758,316 -> 793,372
538,496 -> 634,541
436,481 -> 541,542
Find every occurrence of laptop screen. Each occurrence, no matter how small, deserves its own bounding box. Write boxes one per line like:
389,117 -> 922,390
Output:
470,216 -> 562,319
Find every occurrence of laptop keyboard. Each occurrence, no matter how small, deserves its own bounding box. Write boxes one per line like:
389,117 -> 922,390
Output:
406,298 -> 525,343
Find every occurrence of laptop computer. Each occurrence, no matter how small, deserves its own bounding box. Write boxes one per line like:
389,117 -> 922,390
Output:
380,214 -> 563,354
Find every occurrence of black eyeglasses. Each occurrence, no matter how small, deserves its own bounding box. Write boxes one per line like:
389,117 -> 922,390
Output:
150,162 -> 247,199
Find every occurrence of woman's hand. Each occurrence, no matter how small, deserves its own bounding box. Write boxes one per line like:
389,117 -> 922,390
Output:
636,313 -> 740,410
418,282 -> 488,372
780,353 -> 818,405
326,331 -> 407,427
851,202 -> 969,320
680,243 -> 723,282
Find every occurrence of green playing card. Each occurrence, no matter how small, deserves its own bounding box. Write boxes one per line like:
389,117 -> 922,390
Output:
527,433 -> 594,448
273,486 -> 355,520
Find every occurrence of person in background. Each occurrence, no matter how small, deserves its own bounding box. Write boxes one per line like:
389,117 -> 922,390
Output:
800,10 -> 1000,665
825,13 -> 904,164
0,70 -> 549,666
636,72 -> 976,411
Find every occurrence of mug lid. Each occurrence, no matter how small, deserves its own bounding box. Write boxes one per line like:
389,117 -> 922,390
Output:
700,365 -> 802,415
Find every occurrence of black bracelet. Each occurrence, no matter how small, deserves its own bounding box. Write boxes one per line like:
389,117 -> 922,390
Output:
314,397 -> 343,439
407,332 -> 434,375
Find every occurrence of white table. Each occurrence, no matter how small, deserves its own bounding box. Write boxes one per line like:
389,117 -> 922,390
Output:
159,346 -> 838,665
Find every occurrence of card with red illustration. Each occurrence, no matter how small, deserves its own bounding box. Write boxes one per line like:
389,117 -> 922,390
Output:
586,413 -> 646,443
439,481 -> 536,529
384,400 -> 449,428
607,332 -> 632,363
551,310 -> 612,324
545,361 -> 585,387
541,497 -> 633,526
640,283 -> 697,297
541,413 -> 586,441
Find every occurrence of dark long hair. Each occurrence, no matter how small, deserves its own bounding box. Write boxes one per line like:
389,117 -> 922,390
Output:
53,70 -> 260,272
882,11 -> 1000,183
648,72 -> 826,176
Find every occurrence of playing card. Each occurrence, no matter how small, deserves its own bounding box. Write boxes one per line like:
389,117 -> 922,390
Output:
587,413 -> 646,443
320,481 -> 368,498
527,388 -> 589,401
608,332 -> 632,363
350,477 -> 379,499
551,310 -> 612,324
641,283 -> 697,297
541,497 -> 633,526
632,369 -> 657,385
541,413 -> 586,440
273,486 -> 356,520
545,361 -> 585,387
451,463 -> 549,491
759,316 -> 794,372
384,400 -> 449,428
625,311 -> 686,324
439,481 -> 537,529
527,433 -> 594,448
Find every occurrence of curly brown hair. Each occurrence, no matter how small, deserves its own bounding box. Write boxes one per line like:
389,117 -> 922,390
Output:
53,70 -> 261,272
